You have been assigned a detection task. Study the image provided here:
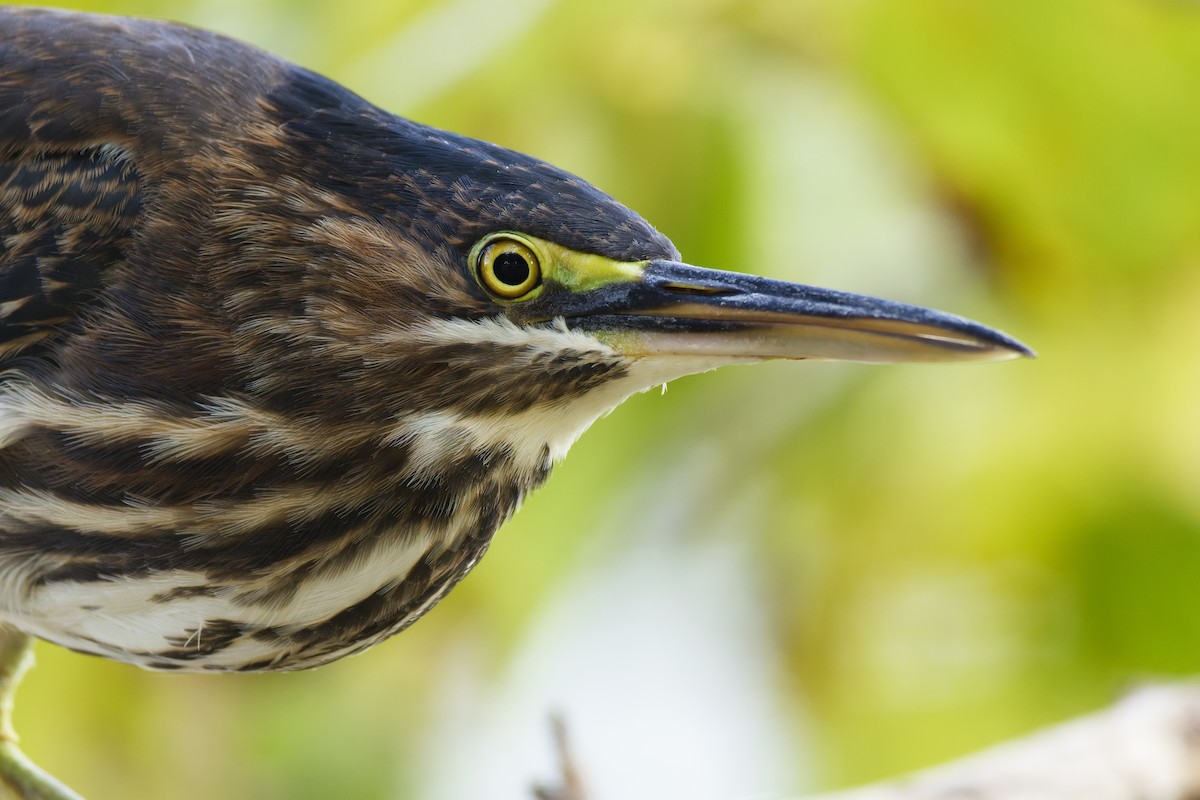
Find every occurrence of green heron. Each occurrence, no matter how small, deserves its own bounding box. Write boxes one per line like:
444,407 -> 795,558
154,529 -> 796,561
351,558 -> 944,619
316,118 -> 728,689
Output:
0,8 -> 1029,673
0,9 -> 1032,796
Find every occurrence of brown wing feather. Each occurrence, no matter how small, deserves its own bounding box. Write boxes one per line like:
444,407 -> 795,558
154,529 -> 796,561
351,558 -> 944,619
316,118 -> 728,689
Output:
0,7 -> 291,366
0,146 -> 141,357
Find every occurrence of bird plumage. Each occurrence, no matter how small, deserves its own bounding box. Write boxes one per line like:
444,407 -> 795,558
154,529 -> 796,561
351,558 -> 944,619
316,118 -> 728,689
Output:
0,8 -> 1030,672
0,8 -> 677,670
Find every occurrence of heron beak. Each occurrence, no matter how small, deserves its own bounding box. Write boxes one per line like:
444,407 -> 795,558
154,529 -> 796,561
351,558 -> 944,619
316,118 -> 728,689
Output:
567,260 -> 1033,363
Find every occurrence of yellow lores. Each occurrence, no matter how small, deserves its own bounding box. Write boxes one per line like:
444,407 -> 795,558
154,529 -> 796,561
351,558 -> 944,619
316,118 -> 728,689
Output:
0,7 -> 1031,797
472,232 -> 647,301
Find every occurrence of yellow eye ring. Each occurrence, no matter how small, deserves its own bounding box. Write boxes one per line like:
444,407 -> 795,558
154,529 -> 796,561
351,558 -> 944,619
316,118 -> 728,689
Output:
476,235 -> 542,300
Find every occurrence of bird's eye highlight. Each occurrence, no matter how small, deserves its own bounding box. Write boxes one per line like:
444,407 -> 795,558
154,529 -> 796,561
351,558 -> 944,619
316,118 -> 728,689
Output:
477,236 -> 541,299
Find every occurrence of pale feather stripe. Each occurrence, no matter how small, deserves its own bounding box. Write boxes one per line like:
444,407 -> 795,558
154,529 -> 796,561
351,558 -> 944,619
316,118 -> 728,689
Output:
0,481 -> 401,540
191,478 -> 408,537
0,369 -> 623,489
370,318 -> 735,469
0,332 -> 52,362
384,356 -> 706,471
233,528 -> 433,625
0,374 -> 574,486
0,382 -> 253,454
0,382 -> 364,464
20,530 -> 435,668
366,315 -> 609,359
0,488 -> 191,534
0,317 -> 629,466
0,324 -> 709,542
0,450 -> 456,541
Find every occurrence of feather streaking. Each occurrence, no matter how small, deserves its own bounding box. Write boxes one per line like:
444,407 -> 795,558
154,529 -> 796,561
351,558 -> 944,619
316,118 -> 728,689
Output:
0,8 -> 1032,672
0,9 -> 682,670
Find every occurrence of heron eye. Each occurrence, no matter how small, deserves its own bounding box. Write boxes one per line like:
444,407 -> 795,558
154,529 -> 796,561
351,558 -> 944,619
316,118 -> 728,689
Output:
477,236 -> 542,299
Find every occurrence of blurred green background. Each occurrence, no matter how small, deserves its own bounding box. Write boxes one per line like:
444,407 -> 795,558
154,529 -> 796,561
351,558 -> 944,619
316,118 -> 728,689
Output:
11,0 -> 1200,797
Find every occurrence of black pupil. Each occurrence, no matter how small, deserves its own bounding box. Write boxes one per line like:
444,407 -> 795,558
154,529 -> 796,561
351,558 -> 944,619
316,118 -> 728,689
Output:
493,251 -> 531,286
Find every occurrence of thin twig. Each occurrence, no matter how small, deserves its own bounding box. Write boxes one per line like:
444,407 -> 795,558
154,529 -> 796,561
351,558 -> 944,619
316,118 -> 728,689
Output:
0,626 -> 84,800
532,714 -> 590,800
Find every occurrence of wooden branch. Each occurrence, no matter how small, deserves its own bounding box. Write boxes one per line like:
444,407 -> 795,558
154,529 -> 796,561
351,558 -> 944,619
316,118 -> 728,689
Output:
0,626 -> 84,800
533,684 -> 1200,800
532,714 -> 590,800
805,684 -> 1200,800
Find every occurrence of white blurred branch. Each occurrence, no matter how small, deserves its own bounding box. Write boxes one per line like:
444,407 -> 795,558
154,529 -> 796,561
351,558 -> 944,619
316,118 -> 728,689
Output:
804,684 -> 1200,800
533,684 -> 1200,800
